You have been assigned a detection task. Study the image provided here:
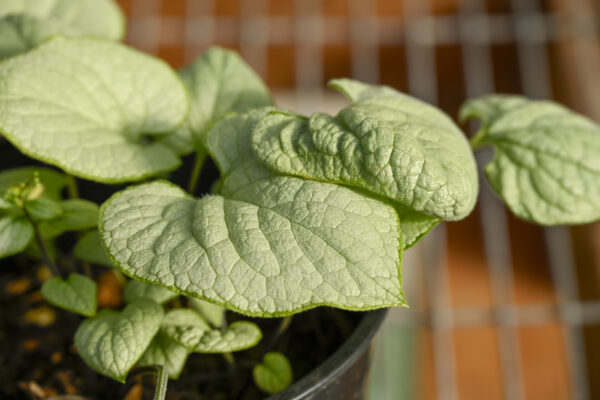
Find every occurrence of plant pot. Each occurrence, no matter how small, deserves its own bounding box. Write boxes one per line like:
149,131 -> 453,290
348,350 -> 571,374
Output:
268,309 -> 387,400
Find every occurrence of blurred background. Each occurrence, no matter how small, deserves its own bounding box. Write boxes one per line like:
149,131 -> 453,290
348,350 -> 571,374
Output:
113,0 -> 600,399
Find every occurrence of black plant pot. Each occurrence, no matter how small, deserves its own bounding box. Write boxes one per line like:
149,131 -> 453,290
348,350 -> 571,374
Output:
268,309 -> 387,400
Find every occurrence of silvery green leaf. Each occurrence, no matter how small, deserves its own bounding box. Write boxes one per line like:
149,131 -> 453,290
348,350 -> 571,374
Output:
138,331 -> 189,380
41,273 -> 97,317
164,318 -> 262,353
328,78 -> 403,102
189,297 -> 224,328
253,352 -> 293,394
101,109 -> 404,317
252,92 -> 478,222
73,230 -> 112,267
0,37 -> 188,183
39,199 -> 98,239
461,95 -> 600,224
124,280 -> 178,305
74,298 -> 164,382
0,0 -> 124,60
0,167 -> 66,200
161,47 -> 272,155
0,214 -> 32,258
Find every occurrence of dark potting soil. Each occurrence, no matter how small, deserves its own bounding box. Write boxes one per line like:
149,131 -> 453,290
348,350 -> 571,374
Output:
0,255 -> 362,400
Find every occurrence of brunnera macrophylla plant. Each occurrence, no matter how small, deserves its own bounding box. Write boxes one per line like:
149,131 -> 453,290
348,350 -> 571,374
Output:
0,2 -> 599,398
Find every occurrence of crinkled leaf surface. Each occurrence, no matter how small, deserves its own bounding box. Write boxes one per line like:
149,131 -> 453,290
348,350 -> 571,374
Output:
138,331 -> 189,380
0,214 -> 32,258
189,297 -> 225,328
161,47 -> 272,155
101,110 -> 405,317
0,37 -> 188,183
328,78 -> 404,102
39,199 -> 98,239
252,89 -> 478,222
73,230 -> 112,267
163,319 -> 262,353
253,352 -> 293,394
74,298 -> 163,382
41,273 -> 97,316
461,95 -> 600,224
124,280 -> 178,305
0,0 -> 124,60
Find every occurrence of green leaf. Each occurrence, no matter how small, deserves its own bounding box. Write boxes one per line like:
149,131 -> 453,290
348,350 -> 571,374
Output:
252,87 -> 478,222
24,197 -> 63,221
41,273 -> 97,317
0,0 -> 124,60
328,78 -> 403,102
101,110 -> 404,316
0,214 -> 33,258
39,199 -> 98,239
124,280 -> 178,305
73,230 -> 112,267
461,95 -> 600,224
0,167 -> 66,200
162,308 -> 211,331
163,316 -> 262,353
253,352 -> 293,394
161,47 -> 272,155
189,297 -> 224,328
74,298 -> 164,382
0,37 -> 188,183
138,331 -> 190,380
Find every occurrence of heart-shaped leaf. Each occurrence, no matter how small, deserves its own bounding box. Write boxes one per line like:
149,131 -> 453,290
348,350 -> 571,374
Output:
101,111 -> 404,317
0,214 -> 33,258
73,230 -> 112,267
162,309 -> 261,353
253,352 -> 293,394
252,83 -> 478,222
41,273 -> 97,317
138,331 -> 190,380
0,0 -> 124,60
74,298 -> 164,382
461,95 -> 600,224
0,37 -> 188,183
161,47 -> 272,155
124,280 -> 178,305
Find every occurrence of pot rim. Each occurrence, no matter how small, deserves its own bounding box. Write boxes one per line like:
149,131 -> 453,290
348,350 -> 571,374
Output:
267,308 -> 388,400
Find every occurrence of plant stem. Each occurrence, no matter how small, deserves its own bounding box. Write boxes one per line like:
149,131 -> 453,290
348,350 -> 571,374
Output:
66,174 -> 79,199
187,149 -> 207,196
24,209 -> 60,277
469,129 -> 487,150
266,315 -> 293,353
153,365 -> 169,400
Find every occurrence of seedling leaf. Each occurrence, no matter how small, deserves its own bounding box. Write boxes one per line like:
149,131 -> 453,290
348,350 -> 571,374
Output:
41,273 -> 97,317
253,352 -> 293,394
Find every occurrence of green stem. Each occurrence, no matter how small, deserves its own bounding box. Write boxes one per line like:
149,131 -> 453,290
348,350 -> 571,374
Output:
153,365 -> 169,400
66,174 -> 79,199
24,209 -> 60,277
187,149 -> 207,196
469,129 -> 487,150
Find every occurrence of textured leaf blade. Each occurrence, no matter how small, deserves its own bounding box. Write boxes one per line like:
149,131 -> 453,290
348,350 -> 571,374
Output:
0,0 -> 124,60
461,95 -> 600,224
0,37 -> 187,183
253,352 -> 293,394
41,273 -> 97,317
138,331 -> 189,380
74,298 -> 164,382
101,110 -> 404,316
189,297 -> 225,328
124,280 -> 178,305
161,47 -> 273,155
0,214 -> 33,258
164,320 -> 262,353
252,92 -> 478,221
73,230 -> 112,267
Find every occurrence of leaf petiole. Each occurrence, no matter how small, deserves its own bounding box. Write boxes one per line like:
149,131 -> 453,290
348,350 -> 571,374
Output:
187,148 -> 207,196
